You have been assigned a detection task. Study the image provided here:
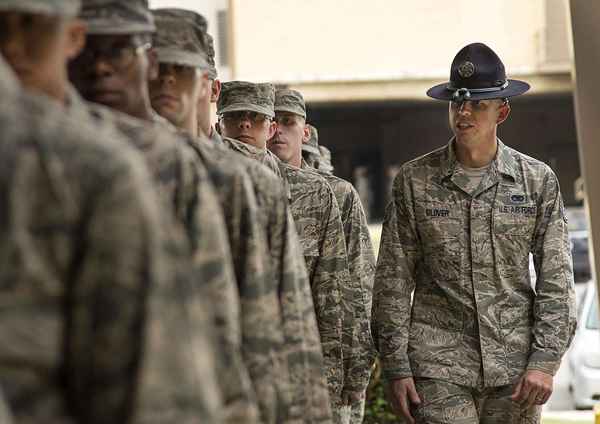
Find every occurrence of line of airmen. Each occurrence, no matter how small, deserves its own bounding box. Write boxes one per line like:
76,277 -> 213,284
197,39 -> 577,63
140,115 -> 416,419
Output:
0,1 -> 577,424
0,1 -> 377,423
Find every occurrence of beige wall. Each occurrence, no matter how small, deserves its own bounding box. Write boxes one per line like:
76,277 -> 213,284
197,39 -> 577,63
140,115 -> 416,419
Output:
230,0 -> 570,83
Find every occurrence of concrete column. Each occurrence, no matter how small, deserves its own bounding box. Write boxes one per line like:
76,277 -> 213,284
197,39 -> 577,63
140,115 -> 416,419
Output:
569,1 -> 600,293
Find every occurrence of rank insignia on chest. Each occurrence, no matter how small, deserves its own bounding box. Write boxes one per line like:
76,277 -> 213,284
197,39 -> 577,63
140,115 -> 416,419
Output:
510,194 -> 526,204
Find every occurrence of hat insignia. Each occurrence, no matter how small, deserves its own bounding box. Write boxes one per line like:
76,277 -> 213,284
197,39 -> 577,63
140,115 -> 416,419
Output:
458,61 -> 475,78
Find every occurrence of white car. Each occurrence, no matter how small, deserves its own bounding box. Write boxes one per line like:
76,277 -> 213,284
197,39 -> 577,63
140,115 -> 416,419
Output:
569,280 -> 600,409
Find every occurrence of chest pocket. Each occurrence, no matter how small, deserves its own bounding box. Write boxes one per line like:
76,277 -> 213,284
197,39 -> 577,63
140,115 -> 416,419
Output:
416,201 -> 462,282
494,203 -> 537,237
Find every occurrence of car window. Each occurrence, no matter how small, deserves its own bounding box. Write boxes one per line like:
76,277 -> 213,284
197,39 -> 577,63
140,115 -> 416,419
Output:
587,295 -> 599,330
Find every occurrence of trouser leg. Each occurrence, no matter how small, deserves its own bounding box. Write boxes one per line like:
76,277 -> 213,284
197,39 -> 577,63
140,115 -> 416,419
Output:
411,378 -> 478,424
478,384 -> 541,424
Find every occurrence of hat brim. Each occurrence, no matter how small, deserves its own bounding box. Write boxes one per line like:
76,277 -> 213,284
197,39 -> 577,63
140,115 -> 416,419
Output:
426,79 -> 530,101
274,106 -> 306,119
218,103 -> 274,118
155,49 -> 209,71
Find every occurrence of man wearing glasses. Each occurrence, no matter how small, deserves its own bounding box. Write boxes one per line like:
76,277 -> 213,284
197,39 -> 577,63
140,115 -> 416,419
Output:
373,43 -> 577,424
67,0 -> 261,422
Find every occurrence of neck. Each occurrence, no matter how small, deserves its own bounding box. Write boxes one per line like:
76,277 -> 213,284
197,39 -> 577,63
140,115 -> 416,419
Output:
289,154 -> 302,168
182,112 -> 199,138
455,133 -> 498,168
129,91 -> 155,122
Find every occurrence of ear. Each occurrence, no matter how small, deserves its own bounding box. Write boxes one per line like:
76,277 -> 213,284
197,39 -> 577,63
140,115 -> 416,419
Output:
198,70 -> 210,98
65,19 -> 87,60
267,120 -> 277,139
146,47 -> 159,81
210,79 -> 221,103
497,101 -> 511,125
302,123 -> 310,143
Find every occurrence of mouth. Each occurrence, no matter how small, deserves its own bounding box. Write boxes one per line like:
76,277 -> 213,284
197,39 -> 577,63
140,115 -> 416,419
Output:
456,122 -> 474,131
88,89 -> 122,104
237,135 -> 255,143
152,94 -> 179,105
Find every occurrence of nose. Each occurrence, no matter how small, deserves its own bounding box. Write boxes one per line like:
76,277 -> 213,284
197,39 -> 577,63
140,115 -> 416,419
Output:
458,102 -> 472,115
238,117 -> 252,130
91,56 -> 115,77
159,66 -> 176,87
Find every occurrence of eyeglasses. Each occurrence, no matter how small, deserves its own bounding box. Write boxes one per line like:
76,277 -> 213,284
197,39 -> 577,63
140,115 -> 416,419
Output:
451,99 -> 508,112
274,114 -> 302,126
73,42 -> 152,70
220,111 -> 271,125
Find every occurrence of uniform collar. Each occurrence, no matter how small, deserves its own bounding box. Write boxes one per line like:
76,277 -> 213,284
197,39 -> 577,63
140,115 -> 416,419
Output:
439,138 -> 518,183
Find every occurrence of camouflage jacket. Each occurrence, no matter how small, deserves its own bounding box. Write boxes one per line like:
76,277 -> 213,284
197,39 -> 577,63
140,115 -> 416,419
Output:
184,134 -> 292,424
213,131 -> 333,423
67,90 -> 254,422
303,162 -> 377,394
373,140 -> 577,387
0,76 -> 219,423
278,162 -> 356,409
220,136 -> 283,178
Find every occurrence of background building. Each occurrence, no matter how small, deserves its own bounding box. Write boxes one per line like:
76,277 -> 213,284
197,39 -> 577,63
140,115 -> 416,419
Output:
151,0 -> 577,220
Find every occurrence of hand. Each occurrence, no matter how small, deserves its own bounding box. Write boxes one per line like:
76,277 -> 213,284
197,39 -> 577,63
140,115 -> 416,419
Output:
511,370 -> 553,408
341,389 -> 363,406
388,377 -> 421,424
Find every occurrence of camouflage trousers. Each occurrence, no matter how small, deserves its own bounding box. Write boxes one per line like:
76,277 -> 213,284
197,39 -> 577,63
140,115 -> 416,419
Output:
411,378 -> 541,424
350,393 -> 366,424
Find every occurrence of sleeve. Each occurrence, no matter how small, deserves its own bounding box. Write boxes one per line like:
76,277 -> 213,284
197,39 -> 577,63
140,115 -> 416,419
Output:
372,168 -> 422,381
340,186 -> 377,394
310,185 -> 348,404
64,154 -> 166,423
527,171 -> 577,375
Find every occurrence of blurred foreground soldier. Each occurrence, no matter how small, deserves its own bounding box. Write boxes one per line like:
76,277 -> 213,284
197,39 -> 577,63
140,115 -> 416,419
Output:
68,0 -> 256,421
149,9 -> 291,423
373,43 -> 576,424
266,89 -> 358,423
271,91 -> 377,423
209,68 -> 332,422
0,53 -> 213,423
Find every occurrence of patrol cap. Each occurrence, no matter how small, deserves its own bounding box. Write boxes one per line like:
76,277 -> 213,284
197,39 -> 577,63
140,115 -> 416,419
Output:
302,124 -> 320,155
0,0 -> 81,16
206,33 -> 218,80
274,88 -> 306,119
427,42 -> 530,102
80,0 -> 156,35
218,81 -> 275,118
319,145 -> 334,173
152,8 -> 209,70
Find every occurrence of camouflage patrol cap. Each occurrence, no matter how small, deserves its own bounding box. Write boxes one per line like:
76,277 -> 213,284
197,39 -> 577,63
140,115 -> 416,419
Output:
302,124 -> 320,155
206,33 -> 218,80
319,145 -> 334,173
152,8 -> 209,71
218,81 -> 275,118
274,88 -> 306,119
80,0 -> 156,35
0,0 -> 80,16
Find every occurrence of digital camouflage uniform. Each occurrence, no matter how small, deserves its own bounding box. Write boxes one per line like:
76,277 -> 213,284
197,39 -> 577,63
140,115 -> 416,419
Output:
274,90 -> 376,423
77,2 -> 258,422
373,140 -> 577,423
151,10 -> 292,423
0,54 -> 223,423
216,82 -> 333,423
